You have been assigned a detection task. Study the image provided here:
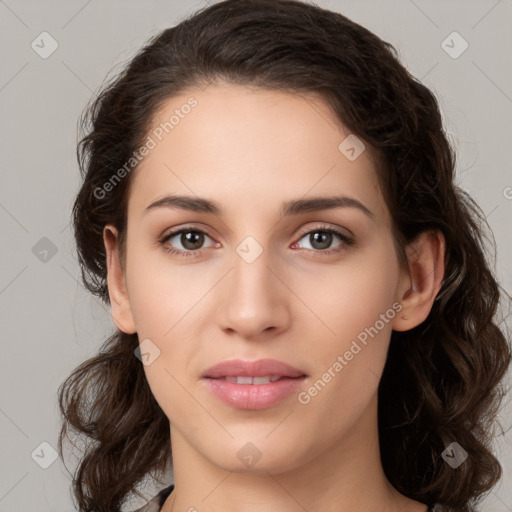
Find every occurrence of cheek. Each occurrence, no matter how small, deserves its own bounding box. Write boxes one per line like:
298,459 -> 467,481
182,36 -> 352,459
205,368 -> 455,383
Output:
142,360 -> 211,443
294,239 -> 401,406
292,237 -> 401,344
125,244 -> 215,339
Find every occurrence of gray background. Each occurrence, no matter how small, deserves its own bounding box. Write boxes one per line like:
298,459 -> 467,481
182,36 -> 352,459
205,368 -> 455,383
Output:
0,0 -> 511,510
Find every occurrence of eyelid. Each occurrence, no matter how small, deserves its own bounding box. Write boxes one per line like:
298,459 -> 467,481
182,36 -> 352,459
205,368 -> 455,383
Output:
160,221 -> 351,241
160,223 -> 213,240
295,222 -> 352,239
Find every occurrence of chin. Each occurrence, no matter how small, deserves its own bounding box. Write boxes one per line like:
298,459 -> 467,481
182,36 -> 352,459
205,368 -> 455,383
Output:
201,434 -> 309,475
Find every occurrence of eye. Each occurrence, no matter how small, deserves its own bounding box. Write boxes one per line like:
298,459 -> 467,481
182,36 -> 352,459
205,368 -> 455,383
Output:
159,227 -> 218,257
292,224 -> 355,255
159,224 -> 355,258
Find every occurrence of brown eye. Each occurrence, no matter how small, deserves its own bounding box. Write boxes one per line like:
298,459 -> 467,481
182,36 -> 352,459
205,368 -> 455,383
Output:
308,231 -> 333,250
293,226 -> 355,255
160,227 -> 216,257
179,230 -> 205,250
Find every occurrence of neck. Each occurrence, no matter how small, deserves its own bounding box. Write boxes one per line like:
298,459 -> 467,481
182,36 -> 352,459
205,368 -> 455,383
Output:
163,395 -> 426,512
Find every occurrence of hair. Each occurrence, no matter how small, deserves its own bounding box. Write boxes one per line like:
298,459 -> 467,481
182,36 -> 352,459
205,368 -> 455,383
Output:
58,0 -> 511,511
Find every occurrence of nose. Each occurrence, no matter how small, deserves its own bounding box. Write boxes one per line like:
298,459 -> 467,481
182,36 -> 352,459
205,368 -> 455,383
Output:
217,244 -> 291,340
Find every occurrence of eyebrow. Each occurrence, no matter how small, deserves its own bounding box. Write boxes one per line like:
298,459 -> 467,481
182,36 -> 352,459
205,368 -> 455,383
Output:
143,194 -> 374,219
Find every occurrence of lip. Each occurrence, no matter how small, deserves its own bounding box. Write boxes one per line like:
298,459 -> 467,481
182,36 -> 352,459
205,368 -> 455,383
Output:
201,358 -> 307,410
202,358 -> 306,379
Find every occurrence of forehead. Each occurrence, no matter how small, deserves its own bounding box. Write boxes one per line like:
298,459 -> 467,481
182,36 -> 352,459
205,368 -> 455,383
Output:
128,83 -> 389,226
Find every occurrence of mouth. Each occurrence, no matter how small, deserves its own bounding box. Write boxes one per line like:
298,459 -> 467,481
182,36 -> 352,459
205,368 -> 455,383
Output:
219,375 -> 285,384
201,359 -> 307,410
202,358 -> 307,379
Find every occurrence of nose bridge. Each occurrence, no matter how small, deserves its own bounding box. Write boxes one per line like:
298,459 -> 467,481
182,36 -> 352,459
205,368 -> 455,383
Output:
231,236 -> 276,307
218,234 -> 289,336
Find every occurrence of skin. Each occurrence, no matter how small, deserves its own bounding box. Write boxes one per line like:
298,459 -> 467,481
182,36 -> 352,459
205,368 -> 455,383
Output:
103,83 -> 445,511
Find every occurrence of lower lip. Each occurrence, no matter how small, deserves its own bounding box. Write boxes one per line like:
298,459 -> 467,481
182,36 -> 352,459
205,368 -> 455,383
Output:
203,377 -> 306,410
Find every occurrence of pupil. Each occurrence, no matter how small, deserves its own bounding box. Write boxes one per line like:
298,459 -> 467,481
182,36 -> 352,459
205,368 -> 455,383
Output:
182,231 -> 204,250
311,231 -> 331,250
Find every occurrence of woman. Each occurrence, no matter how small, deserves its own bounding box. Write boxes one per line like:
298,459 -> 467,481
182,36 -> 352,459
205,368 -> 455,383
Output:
58,1 -> 511,511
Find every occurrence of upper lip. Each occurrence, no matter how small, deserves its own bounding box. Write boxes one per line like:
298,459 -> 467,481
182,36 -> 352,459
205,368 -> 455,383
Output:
202,358 -> 307,379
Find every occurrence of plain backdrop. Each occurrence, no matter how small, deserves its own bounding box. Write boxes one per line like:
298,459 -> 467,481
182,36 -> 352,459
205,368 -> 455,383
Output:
0,0 -> 511,511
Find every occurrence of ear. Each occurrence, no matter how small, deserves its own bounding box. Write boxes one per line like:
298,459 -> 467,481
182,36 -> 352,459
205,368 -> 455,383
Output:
103,225 -> 137,334
392,230 -> 445,332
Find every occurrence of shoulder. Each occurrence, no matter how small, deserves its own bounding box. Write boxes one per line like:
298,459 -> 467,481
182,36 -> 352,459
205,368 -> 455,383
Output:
132,484 -> 174,512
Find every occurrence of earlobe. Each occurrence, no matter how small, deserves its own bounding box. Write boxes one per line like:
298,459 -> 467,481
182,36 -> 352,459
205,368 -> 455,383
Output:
103,225 -> 137,334
392,230 -> 445,332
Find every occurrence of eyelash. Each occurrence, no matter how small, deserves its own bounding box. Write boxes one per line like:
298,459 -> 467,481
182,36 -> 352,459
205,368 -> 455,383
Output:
159,224 -> 355,258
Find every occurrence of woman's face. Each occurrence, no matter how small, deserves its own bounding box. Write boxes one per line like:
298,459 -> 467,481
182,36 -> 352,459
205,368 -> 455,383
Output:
110,83 -> 413,473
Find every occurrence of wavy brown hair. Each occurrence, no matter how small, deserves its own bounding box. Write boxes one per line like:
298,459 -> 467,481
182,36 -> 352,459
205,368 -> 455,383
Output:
58,1 -> 512,510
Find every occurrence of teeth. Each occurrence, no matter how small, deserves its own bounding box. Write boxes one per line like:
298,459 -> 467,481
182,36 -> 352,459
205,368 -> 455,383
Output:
224,375 -> 282,384
235,376 -> 253,385
253,376 -> 280,384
